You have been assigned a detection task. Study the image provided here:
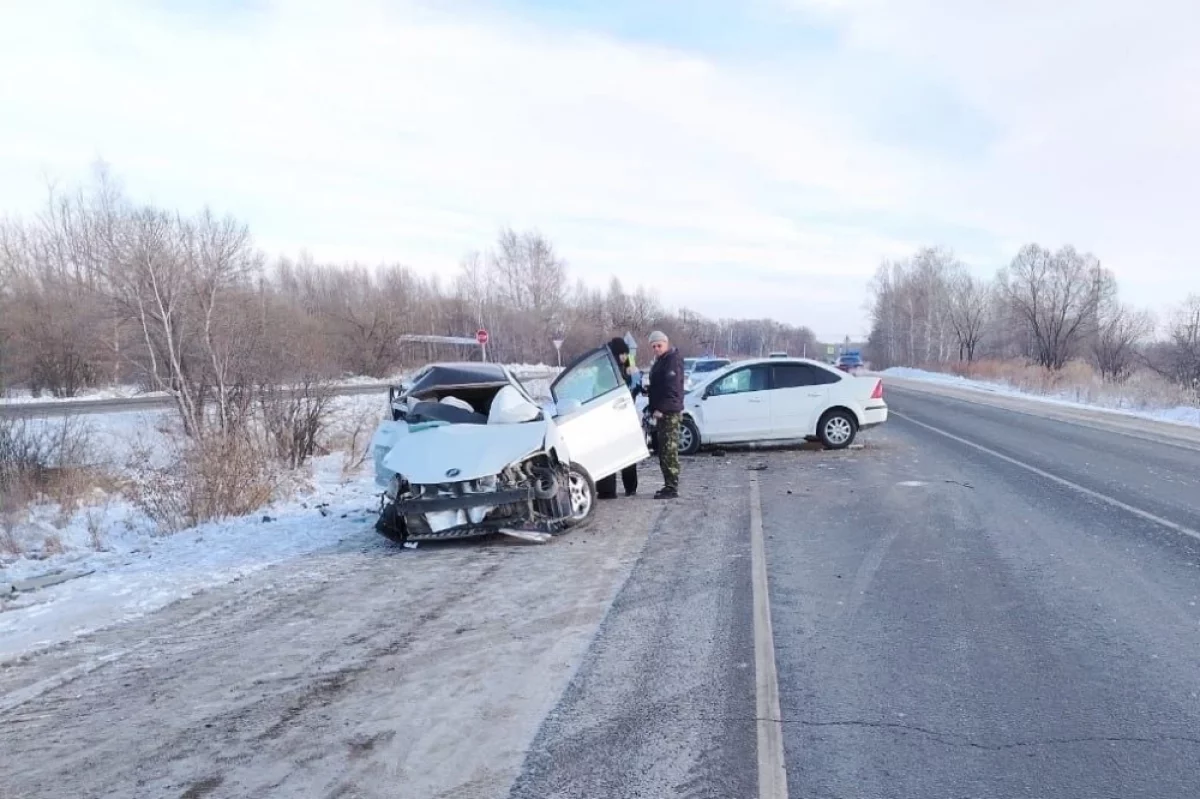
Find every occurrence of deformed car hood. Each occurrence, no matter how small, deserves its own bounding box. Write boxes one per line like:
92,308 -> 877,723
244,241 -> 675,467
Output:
381,421 -> 551,484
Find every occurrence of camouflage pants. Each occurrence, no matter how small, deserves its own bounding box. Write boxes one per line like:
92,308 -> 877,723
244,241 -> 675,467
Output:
657,412 -> 682,490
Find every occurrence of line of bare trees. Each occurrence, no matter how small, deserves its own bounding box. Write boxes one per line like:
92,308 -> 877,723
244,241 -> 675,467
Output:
0,167 -> 822,415
865,245 -> 1199,388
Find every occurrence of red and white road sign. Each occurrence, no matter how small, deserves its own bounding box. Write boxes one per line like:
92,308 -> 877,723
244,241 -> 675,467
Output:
476,329 -> 489,345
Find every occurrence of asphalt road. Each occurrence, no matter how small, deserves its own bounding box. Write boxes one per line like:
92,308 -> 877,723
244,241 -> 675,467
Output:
6,385 -> 1200,797
511,386 -> 1200,797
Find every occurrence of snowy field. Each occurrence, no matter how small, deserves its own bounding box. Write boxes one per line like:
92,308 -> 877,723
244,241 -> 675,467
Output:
0,366 -> 560,662
0,363 -> 558,405
883,367 -> 1200,428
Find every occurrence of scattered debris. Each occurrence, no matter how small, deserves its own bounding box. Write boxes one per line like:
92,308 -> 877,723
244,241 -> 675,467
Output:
747,463 -> 769,471
402,541 -> 419,550
945,480 -> 975,489
261,515 -> 275,523
498,528 -> 552,544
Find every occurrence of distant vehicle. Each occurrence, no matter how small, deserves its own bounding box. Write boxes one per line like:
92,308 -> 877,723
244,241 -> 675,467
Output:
645,357 -> 888,453
684,358 -> 731,391
768,351 -> 788,358
835,351 -> 864,372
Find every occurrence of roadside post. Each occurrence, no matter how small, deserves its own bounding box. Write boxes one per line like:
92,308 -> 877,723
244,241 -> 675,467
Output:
476,329 -> 489,362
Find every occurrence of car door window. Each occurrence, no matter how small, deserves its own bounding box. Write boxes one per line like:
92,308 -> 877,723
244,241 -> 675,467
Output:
710,366 -> 769,396
552,349 -> 622,406
771,364 -> 817,388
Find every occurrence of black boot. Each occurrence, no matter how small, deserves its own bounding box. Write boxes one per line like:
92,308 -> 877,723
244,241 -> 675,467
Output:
654,486 -> 678,500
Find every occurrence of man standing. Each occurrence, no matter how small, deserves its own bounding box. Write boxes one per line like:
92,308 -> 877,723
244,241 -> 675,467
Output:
646,330 -> 684,499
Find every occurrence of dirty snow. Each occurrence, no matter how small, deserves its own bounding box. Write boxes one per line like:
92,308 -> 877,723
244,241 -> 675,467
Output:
0,453 -> 382,661
0,369 -> 560,662
883,367 -> 1200,428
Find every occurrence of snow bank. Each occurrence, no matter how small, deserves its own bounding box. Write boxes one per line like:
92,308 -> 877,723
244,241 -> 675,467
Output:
0,455 -> 381,661
0,394 -> 394,660
883,367 -> 1200,428
0,367 -> 564,662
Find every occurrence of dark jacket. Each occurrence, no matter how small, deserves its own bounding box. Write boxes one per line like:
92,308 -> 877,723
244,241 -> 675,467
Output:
648,347 -> 685,413
606,337 -> 642,398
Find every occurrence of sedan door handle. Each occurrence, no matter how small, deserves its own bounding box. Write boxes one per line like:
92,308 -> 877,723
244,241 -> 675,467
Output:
748,399 -> 763,403
614,398 -> 630,409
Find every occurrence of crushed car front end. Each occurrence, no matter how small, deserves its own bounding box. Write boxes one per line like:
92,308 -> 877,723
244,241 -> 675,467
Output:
375,448 -> 581,542
369,363 -> 587,544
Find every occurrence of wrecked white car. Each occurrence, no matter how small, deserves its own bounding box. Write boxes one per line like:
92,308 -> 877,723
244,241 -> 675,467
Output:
370,349 -> 649,544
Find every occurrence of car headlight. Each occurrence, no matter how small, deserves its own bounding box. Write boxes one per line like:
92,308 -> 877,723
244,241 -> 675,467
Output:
386,475 -> 403,500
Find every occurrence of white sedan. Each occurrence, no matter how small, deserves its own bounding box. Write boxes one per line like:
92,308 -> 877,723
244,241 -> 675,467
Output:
662,357 -> 888,454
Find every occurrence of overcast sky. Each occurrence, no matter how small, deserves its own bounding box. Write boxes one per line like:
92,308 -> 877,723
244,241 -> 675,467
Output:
3,0 -> 1199,340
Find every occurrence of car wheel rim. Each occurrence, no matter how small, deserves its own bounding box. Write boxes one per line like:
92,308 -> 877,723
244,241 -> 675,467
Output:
826,417 -> 852,444
568,470 -> 592,519
679,425 -> 694,453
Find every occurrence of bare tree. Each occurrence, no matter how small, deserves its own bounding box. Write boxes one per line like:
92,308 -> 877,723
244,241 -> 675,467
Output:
946,272 -> 992,362
999,244 -> 1111,370
1092,301 -> 1153,382
866,248 -> 957,368
1147,295 -> 1200,389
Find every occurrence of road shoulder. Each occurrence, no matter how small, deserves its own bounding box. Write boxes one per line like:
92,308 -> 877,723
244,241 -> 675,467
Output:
881,374 -> 1200,450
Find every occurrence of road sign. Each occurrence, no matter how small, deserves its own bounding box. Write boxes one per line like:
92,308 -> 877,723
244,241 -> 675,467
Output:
476,329 -> 489,346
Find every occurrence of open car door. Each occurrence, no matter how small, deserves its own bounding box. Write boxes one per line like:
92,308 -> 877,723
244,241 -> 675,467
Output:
551,346 -> 650,480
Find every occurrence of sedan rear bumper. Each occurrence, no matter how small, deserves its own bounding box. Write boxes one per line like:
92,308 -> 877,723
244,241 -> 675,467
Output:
861,404 -> 888,429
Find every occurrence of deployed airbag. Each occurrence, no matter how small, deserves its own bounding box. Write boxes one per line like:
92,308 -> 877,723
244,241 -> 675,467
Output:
488,384 -> 541,425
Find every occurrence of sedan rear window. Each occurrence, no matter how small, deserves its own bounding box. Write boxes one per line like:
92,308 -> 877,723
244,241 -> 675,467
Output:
772,364 -> 842,388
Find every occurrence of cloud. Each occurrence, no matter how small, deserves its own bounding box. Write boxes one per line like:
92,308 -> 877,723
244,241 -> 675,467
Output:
2,0 -> 1198,340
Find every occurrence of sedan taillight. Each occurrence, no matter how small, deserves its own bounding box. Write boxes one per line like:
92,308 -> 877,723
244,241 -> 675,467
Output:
870,379 -> 884,400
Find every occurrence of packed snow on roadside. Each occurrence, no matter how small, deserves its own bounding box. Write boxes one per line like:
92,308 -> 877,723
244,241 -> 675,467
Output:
883,367 -> 1200,428
0,370 -> 567,661
0,395 -> 391,661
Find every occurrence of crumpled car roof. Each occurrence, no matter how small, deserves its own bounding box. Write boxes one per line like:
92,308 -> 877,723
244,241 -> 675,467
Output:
404,362 -> 511,396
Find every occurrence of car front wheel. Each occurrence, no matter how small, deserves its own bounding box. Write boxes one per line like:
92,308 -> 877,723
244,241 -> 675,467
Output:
561,464 -> 597,529
679,416 -> 702,456
818,409 -> 858,450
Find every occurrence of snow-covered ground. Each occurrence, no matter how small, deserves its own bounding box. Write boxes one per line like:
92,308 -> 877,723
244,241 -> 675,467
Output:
883,367 -> 1200,428
0,367 -> 560,661
0,456 -> 381,661
1,393 -> 388,659
0,363 -> 559,405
